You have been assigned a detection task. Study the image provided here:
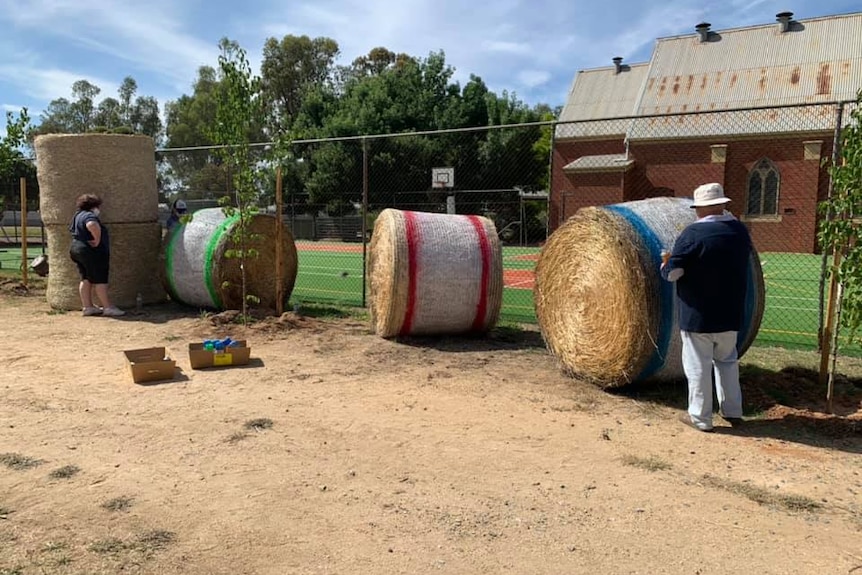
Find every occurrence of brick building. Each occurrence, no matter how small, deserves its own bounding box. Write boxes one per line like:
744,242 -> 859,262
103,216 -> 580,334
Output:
551,11 -> 862,253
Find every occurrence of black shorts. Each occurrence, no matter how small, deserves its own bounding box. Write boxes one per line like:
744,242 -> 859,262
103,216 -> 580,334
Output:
70,240 -> 110,284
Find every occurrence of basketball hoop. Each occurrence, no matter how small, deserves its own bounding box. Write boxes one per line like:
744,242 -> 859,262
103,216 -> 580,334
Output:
431,167 -> 454,189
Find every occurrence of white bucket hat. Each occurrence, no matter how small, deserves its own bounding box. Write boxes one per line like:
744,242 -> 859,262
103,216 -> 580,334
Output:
690,183 -> 731,208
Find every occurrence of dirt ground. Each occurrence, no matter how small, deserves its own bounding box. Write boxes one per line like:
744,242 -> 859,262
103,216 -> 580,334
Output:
1,281 -> 861,575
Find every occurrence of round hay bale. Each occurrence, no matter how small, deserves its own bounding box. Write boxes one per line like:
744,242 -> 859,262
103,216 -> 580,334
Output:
36,133 -> 158,225
161,208 -> 298,311
534,197 -> 765,388
367,208 -> 503,338
45,222 -> 166,310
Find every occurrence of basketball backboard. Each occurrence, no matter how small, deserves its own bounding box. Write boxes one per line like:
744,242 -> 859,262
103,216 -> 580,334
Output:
432,167 -> 454,189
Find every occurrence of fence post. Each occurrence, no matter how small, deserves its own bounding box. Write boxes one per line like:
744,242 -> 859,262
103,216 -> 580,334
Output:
361,138 -> 369,308
275,165 -> 284,315
818,103 -> 845,351
19,178 -> 28,287
547,123 -> 556,240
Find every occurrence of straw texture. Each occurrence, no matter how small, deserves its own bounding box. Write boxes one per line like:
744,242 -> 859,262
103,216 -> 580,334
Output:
367,208 -> 503,338
36,134 -> 158,225
45,222 -> 166,310
161,208 -> 298,311
534,197 -> 765,388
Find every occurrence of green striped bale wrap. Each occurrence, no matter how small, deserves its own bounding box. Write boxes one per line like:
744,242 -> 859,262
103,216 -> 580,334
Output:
161,208 -> 298,311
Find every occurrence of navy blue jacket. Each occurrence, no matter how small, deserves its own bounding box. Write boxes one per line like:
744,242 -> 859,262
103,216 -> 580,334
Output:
661,214 -> 752,333
69,210 -> 110,253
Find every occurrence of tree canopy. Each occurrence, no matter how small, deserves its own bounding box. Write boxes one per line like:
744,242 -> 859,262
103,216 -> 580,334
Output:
31,76 -> 162,140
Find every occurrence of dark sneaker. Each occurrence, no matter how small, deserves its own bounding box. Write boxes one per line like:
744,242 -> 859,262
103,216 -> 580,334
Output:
677,412 -> 713,432
723,416 -> 745,427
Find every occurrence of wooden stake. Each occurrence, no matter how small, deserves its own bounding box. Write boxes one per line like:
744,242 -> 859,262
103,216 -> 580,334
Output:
819,244 -> 842,411
19,178 -> 28,288
275,166 -> 284,316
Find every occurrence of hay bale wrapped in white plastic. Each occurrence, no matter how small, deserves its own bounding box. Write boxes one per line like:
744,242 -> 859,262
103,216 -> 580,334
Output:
36,133 -> 158,225
367,208 -> 503,338
161,208 -> 298,311
45,222 -> 166,310
534,197 -> 765,388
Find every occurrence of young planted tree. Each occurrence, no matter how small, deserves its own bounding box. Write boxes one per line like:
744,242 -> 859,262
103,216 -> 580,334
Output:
1,108 -> 31,210
211,38 -> 264,322
817,93 -> 862,405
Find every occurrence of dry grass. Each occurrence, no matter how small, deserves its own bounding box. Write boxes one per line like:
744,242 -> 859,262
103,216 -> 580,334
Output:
89,530 -> 176,556
227,431 -> 249,443
621,454 -> 673,472
101,496 -> 134,512
700,474 -> 823,513
244,418 -> 273,431
48,465 -> 80,480
0,452 -> 44,470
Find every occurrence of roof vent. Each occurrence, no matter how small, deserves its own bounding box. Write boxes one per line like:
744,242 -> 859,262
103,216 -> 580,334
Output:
612,56 -> 623,74
776,11 -> 793,33
695,22 -> 711,43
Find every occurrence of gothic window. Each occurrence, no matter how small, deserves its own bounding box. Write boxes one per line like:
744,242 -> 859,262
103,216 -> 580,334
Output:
746,158 -> 779,216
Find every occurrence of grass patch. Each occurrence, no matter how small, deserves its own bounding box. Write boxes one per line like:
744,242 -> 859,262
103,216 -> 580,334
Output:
101,496 -> 134,512
41,541 -> 67,553
89,537 -> 126,555
48,465 -> 80,480
46,309 -> 67,315
164,335 -> 181,341
0,453 -> 43,470
701,474 -> 822,512
243,418 -> 273,431
227,431 -> 249,443
0,568 -> 24,575
621,454 -> 673,472
89,530 -> 176,556
296,303 -> 364,320
134,529 -> 176,552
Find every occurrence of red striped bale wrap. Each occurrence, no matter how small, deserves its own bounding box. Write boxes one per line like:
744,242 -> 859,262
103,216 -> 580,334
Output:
367,209 -> 503,338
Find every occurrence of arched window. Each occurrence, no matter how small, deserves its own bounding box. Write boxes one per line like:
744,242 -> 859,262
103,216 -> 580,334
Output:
746,158 -> 780,216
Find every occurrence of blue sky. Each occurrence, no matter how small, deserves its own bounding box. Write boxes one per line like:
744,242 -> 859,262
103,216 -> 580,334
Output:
1,0 -> 860,138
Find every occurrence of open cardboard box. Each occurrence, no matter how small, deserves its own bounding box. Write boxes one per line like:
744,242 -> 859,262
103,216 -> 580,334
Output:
123,347 -> 177,384
188,340 -> 251,369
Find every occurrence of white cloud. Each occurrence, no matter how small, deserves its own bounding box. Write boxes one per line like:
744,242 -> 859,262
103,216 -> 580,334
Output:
0,0 -> 218,92
2,104 -> 24,113
0,0 -> 838,119
482,40 -> 532,55
518,70 -> 552,88
0,64 -> 117,104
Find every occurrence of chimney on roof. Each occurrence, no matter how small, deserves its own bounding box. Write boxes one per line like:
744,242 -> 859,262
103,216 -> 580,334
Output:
695,22 -> 711,43
612,56 -> 623,74
776,11 -> 793,33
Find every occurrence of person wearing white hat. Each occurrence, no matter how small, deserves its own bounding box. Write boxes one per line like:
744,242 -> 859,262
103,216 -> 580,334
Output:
660,183 -> 753,432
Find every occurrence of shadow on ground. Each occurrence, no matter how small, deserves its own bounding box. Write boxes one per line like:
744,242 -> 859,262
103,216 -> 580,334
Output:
397,325 -> 548,353
615,364 -> 861,453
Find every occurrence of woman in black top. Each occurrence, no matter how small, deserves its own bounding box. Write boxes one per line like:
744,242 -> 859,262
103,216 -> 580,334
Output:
68,194 -> 125,317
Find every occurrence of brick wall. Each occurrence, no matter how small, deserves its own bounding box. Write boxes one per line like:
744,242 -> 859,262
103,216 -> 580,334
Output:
551,134 -> 834,253
551,139 -> 624,225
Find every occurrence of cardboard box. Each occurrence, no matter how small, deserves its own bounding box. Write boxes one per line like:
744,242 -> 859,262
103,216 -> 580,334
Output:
123,347 -> 177,384
188,340 -> 251,369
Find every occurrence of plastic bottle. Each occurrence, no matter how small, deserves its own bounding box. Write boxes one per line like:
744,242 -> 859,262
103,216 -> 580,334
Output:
203,340 -> 215,351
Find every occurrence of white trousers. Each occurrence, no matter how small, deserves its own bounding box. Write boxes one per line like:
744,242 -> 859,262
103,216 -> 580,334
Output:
680,330 -> 743,430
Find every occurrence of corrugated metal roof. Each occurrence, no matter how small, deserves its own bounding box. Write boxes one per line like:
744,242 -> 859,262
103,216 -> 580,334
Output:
562,154 -> 634,172
557,12 -> 862,141
639,13 -> 862,114
555,63 -> 649,139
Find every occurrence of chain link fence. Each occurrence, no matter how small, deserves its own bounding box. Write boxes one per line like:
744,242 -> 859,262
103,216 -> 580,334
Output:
3,101 -> 857,355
